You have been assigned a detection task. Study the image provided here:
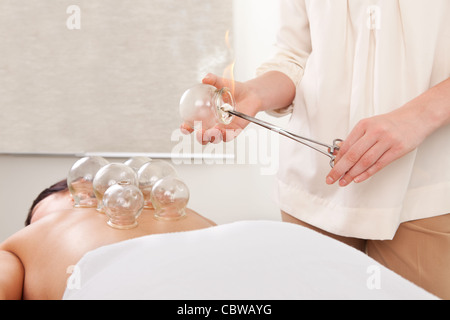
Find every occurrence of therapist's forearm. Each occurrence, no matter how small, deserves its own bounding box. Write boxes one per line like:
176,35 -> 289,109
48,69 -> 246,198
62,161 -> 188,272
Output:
408,77 -> 450,136
246,71 -> 296,114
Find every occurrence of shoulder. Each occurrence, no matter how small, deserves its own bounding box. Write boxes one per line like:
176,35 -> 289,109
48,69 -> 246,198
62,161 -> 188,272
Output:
0,250 -> 24,300
0,209 -> 82,253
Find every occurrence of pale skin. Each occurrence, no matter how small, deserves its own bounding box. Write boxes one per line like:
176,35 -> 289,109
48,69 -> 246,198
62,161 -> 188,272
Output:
182,72 -> 450,186
0,190 -> 216,300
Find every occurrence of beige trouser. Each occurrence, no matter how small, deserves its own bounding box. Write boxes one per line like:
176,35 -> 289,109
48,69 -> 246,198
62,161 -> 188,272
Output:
281,211 -> 450,300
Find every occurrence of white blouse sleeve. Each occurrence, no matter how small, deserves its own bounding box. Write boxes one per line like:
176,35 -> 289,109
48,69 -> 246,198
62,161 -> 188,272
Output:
256,0 -> 312,116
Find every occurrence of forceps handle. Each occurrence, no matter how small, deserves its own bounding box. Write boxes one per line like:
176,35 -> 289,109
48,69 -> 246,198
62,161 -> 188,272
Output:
227,110 -> 341,167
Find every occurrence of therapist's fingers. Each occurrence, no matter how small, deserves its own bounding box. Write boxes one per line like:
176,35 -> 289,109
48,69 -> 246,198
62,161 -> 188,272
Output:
221,126 -> 243,142
203,73 -> 247,104
326,124 -> 365,182
202,73 -> 233,90
180,123 -> 194,135
327,135 -> 378,185
352,149 -> 399,184
326,112 -> 421,186
189,125 -> 244,145
205,128 -> 224,144
334,141 -> 390,186
186,114 -> 247,145
333,124 -> 365,165
195,127 -> 224,145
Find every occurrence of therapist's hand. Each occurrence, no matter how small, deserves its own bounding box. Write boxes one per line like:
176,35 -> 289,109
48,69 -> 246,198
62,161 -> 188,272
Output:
325,110 -> 425,187
181,71 -> 296,145
326,78 -> 450,187
180,73 -> 261,145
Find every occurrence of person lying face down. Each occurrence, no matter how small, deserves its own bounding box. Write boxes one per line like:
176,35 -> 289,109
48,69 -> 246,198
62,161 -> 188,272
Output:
0,179 -> 216,300
25,180 -> 74,226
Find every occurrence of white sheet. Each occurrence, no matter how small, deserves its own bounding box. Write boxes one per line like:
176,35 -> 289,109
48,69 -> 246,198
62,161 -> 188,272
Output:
63,220 -> 437,300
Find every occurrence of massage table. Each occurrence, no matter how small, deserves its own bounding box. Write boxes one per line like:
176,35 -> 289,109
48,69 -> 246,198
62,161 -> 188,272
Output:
63,220 -> 437,300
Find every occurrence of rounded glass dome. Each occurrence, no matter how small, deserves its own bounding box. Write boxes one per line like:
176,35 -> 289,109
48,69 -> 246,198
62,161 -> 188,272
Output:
67,156 -> 109,208
93,163 -> 138,212
124,156 -> 152,173
137,160 -> 177,209
179,83 -> 235,131
151,176 -> 189,220
103,183 -> 144,229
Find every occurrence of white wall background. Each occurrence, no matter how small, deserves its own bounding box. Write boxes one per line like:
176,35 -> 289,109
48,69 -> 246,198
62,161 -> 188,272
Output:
0,0 -> 289,242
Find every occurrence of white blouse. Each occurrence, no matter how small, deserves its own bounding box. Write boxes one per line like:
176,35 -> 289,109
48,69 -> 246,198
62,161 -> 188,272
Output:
257,0 -> 450,239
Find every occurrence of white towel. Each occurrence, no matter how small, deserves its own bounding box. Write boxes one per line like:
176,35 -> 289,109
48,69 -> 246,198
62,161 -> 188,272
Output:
63,220 -> 437,300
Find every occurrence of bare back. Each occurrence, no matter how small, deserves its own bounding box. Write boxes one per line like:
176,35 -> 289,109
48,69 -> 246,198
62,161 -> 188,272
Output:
0,208 -> 215,299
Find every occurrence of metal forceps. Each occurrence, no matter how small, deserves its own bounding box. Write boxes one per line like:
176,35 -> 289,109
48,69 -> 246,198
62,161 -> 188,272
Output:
226,110 -> 343,167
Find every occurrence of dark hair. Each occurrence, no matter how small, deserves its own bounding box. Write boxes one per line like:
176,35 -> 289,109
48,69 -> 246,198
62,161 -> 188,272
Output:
25,179 -> 69,226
